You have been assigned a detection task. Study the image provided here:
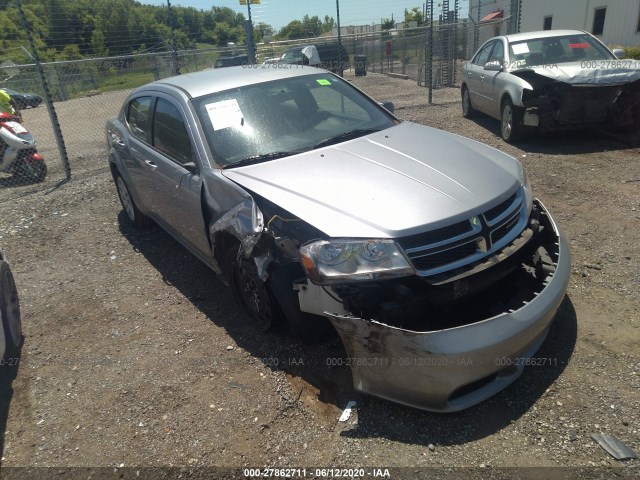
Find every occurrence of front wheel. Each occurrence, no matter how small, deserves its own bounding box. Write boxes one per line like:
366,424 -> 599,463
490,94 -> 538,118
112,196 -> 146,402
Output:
0,260 -> 22,359
224,247 -> 280,333
501,98 -> 523,143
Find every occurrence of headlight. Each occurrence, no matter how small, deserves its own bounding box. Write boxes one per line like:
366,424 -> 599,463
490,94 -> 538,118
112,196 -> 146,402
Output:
518,163 -> 533,214
299,239 -> 414,284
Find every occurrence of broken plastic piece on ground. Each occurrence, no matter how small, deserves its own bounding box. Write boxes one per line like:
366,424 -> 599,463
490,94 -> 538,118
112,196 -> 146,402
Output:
338,400 -> 357,422
591,433 -> 638,460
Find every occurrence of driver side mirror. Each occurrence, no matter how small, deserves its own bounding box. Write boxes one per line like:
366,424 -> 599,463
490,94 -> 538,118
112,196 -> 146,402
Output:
379,101 -> 395,113
484,60 -> 503,72
612,48 -> 626,59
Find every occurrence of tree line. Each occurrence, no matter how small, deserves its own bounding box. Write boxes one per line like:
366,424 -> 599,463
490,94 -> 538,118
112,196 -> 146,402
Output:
0,0 -> 338,63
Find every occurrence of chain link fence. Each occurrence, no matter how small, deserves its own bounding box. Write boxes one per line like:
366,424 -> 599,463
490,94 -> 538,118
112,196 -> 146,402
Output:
0,16 -> 509,201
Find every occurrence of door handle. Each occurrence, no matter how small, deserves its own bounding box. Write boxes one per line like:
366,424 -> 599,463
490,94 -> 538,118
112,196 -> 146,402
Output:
144,160 -> 157,169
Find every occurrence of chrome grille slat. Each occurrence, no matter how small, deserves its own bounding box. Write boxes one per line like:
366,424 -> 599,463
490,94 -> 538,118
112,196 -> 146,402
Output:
400,188 -> 527,276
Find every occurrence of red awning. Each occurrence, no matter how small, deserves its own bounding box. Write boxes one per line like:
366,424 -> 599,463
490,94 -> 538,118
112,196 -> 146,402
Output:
481,10 -> 504,22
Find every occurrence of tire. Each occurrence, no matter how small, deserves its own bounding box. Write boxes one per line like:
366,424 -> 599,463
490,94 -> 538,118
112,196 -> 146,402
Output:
114,172 -> 152,228
0,261 -> 22,359
461,86 -> 477,118
224,246 -> 281,333
268,262 -> 335,344
501,97 -> 523,143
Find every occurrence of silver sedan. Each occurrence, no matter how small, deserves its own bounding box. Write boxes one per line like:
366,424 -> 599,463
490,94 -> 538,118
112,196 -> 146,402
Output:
107,66 -> 570,411
462,29 -> 640,142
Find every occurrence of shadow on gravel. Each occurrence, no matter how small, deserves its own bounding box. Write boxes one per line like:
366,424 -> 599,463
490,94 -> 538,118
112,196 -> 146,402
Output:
118,212 -> 578,437
117,212 -> 355,412
469,115 -> 639,154
0,350 -> 22,462
340,296 -> 578,445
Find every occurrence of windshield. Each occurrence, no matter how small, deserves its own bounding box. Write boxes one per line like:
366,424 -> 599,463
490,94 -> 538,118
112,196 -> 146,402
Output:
508,33 -> 615,68
280,48 -> 305,64
193,73 -> 397,167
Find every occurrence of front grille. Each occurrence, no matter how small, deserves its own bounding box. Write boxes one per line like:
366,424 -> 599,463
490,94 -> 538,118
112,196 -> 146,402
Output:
400,188 -> 526,276
491,211 -> 520,244
397,220 -> 472,250
411,241 -> 479,271
484,192 -> 517,223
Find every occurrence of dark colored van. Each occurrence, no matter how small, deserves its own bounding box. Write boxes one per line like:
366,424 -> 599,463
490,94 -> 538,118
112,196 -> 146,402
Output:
214,55 -> 249,68
280,43 -> 349,75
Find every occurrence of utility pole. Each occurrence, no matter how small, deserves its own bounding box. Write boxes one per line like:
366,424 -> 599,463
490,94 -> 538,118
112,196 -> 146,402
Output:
243,0 -> 256,64
336,0 -> 341,46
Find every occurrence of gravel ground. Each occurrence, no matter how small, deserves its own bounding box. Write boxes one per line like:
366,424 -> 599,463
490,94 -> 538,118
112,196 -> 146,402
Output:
0,72 -> 638,479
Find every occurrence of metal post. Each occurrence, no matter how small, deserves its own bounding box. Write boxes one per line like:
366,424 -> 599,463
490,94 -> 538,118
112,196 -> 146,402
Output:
245,0 -> 256,64
336,0 -> 343,75
167,0 -> 180,75
17,0 -> 71,180
428,0 -> 434,104
336,0 -> 341,46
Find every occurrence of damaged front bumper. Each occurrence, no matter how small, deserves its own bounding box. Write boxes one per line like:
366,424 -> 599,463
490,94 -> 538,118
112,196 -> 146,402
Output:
298,200 -> 570,412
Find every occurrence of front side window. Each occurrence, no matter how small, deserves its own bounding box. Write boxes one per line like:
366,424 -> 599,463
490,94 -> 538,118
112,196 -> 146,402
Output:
473,42 -> 494,66
194,74 -> 396,167
127,96 -> 152,142
489,40 -> 504,63
152,98 -> 193,164
593,7 -> 606,36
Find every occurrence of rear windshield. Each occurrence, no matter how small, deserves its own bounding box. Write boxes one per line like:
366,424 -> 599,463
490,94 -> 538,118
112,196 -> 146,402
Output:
508,33 -> 614,67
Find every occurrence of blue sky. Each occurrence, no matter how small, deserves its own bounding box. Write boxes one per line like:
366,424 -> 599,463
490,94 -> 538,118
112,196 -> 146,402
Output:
150,0 -> 470,30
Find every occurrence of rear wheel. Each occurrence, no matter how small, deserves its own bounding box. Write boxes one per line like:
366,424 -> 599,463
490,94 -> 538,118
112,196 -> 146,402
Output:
0,260 -> 22,359
20,160 -> 46,183
501,97 -> 523,143
114,172 -> 152,228
461,86 -> 477,118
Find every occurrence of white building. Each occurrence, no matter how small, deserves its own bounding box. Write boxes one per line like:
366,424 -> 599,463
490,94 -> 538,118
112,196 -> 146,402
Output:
520,0 -> 640,47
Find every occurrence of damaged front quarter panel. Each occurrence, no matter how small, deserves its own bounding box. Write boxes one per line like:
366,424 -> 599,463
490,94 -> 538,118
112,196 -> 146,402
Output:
207,190 -> 265,274
316,200 -> 570,412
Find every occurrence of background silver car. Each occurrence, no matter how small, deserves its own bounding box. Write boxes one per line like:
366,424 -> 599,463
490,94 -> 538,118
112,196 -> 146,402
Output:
461,29 -> 640,142
106,66 -> 569,412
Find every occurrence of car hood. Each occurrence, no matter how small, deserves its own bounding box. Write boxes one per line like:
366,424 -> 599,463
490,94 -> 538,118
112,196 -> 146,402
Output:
221,122 -> 522,239
511,60 -> 640,85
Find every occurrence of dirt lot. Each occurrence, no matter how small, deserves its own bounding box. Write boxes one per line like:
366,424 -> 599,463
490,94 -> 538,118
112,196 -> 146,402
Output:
0,72 -> 639,478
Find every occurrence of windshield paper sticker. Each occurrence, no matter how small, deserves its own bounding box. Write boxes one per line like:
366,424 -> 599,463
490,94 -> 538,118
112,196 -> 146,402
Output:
206,99 -> 244,131
569,43 -> 590,49
511,43 -> 530,55
316,79 -> 332,86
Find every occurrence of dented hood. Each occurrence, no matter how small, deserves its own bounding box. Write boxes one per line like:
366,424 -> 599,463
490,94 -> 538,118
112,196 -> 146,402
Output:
512,60 -> 640,85
221,122 -> 521,239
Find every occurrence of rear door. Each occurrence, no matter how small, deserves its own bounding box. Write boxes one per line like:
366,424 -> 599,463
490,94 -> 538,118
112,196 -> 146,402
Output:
122,96 -> 155,212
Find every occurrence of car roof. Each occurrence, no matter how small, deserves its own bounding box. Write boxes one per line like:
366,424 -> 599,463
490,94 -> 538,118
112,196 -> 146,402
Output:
145,65 -> 323,99
504,29 -> 588,43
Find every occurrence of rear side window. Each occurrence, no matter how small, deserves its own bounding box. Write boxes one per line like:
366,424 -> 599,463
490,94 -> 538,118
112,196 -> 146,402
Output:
127,97 -> 152,142
152,98 -> 193,164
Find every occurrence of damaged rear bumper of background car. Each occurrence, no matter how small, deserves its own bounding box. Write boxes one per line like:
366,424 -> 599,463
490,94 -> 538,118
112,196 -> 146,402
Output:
297,200 -> 570,412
